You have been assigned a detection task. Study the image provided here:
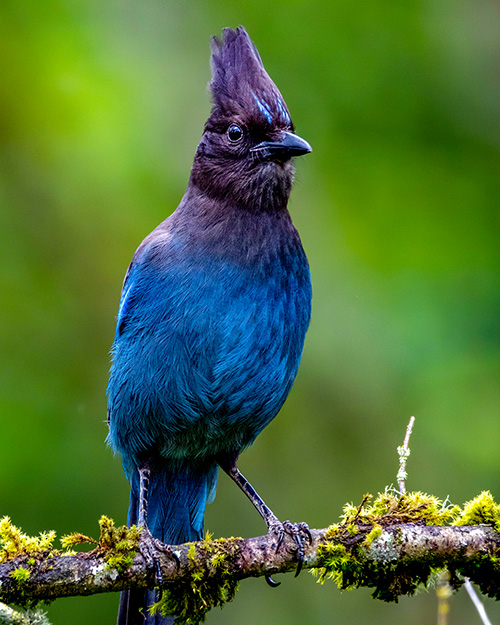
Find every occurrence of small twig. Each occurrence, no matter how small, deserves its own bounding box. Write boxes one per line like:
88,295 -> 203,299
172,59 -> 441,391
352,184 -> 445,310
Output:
397,416 -> 415,494
353,493 -> 371,523
436,570 -> 451,625
464,578 -> 492,625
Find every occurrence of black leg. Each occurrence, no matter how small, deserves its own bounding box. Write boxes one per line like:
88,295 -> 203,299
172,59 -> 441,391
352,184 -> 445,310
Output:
220,458 -> 311,579
135,464 -> 164,586
222,463 -> 280,529
137,465 -> 151,529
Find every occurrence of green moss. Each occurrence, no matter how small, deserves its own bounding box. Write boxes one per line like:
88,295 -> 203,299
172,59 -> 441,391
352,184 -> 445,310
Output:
150,537 -> 240,625
2,492 -> 500,618
97,516 -> 141,573
313,543 -> 350,585
454,491 -> 500,532
452,553 -> 500,600
61,516 -> 140,572
0,517 -> 56,563
347,524 -> 359,536
314,489 -> 500,603
340,490 -> 459,527
60,532 -> 96,549
313,490 -> 462,602
448,491 -> 500,600
364,524 -> 383,547
324,524 -> 340,540
10,566 -> 31,585
314,533 -> 441,602
187,543 -> 197,564
6,608 -> 52,625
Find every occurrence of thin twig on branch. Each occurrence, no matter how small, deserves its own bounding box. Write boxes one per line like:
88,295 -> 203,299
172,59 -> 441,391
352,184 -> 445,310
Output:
397,416 -> 415,494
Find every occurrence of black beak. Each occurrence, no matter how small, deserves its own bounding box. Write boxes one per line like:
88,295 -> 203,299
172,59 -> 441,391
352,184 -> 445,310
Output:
251,131 -> 312,161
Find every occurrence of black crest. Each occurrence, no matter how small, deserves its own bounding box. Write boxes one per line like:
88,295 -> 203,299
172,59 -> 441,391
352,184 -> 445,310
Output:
209,26 -> 292,128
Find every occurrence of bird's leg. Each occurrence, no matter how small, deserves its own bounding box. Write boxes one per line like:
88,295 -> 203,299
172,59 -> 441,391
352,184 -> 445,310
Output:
136,464 -> 164,586
137,464 -> 151,529
136,464 -> 180,585
220,458 -> 311,579
222,462 -> 280,527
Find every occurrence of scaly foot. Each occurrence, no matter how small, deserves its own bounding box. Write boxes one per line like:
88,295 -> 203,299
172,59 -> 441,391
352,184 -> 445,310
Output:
138,526 -> 180,586
268,519 -> 312,577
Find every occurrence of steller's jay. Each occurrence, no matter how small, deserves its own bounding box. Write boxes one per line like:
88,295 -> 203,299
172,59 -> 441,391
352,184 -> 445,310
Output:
107,26 -> 312,624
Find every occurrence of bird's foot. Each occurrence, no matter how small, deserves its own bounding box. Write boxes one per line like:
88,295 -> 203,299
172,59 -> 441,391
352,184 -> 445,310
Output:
138,526 -> 180,587
267,519 -> 312,578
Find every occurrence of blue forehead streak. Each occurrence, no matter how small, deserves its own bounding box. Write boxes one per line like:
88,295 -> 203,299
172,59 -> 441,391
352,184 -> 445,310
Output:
117,282 -> 132,327
276,97 -> 291,124
253,93 -> 273,124
252,92 -> 291,125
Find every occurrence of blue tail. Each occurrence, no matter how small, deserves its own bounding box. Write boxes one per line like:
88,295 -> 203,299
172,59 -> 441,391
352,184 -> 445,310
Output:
117,463 -> 218,625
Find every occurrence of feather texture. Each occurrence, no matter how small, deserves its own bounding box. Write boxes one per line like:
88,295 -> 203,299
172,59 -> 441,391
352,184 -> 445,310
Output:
107,26 -> 311,624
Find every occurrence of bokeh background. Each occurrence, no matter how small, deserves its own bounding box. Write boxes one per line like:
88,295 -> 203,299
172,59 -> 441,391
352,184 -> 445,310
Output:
1,1 -> 499,623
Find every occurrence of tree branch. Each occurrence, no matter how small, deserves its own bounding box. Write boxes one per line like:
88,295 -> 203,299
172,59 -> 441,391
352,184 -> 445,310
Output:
2,489 -> 500,624
0,523 -> 499,606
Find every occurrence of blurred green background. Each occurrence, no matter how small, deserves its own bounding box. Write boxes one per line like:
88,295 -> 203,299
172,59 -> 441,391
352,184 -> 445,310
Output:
1,0 -> 499,623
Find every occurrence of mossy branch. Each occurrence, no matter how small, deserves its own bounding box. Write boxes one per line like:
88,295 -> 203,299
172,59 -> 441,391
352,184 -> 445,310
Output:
0,491 -> 500,624
0,601 -> 50,625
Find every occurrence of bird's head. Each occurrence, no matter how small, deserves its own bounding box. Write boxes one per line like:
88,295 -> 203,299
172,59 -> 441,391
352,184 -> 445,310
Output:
190,26 -> 311,212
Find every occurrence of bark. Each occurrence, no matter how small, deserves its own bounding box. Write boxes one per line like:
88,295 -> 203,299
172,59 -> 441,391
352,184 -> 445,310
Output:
0,523 -> 498,606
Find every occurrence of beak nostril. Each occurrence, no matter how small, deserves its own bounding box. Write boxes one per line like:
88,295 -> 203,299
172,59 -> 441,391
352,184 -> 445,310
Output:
251,132 -> 312,161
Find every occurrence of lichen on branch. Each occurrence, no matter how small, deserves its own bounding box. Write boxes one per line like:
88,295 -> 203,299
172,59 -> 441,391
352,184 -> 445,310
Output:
0,490 -> 499,624
313,490 -> 500,602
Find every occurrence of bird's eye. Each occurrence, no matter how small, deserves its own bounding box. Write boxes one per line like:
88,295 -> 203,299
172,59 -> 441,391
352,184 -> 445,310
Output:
227,124 -> 244,143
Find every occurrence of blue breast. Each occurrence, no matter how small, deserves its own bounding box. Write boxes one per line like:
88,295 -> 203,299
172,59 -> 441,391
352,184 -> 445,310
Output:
107,205 -> 311,475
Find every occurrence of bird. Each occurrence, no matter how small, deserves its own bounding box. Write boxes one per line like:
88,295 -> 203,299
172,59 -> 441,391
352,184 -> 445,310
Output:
107,26 -> 312,625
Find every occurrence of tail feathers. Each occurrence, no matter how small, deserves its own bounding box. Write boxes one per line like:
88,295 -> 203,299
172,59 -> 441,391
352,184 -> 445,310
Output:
134,462 -> 218,544
117,590 -> 174,625
117,589 -> 173,625
117,463 -> 218,625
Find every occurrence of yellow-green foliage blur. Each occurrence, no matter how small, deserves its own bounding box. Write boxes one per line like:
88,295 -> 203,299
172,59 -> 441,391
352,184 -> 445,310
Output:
1,1 -> 499,623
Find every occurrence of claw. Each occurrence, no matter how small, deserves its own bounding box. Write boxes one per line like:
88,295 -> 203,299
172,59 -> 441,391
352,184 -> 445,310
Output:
154,538 -> 181,570
303,524 -> 312,544
139,529 -> 181,586
292,526 -> 305,577
295,543 -> 305,575
168,547 -> 181,569
153,557 -> 163,586
275,528 -> 285,552
268,520 -> 311,579
295,555 -> 304,578
265,574 -> 281,588
139,528 -> 163,585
